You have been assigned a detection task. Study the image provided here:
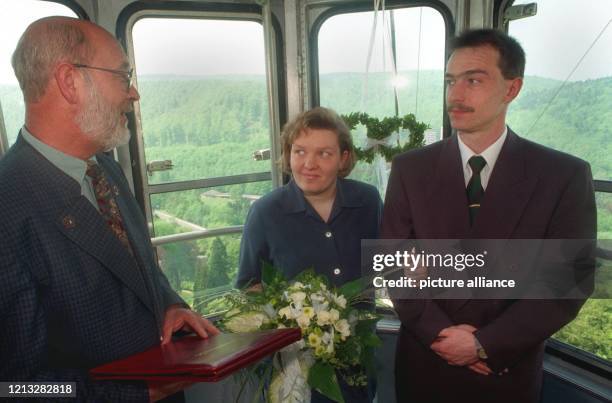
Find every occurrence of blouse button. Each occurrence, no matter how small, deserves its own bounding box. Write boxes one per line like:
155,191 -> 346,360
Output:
333,268 -> 341,275
325,231 -> 332,238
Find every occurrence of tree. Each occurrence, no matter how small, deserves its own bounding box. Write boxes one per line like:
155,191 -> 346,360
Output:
228,185 -> 251,225
193,255 -> 208,314
206,237 -> 231,288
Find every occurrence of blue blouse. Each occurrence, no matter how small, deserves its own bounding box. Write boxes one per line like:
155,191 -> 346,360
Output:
237,178 -> 383,288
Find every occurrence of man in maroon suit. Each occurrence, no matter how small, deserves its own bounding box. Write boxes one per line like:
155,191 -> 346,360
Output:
381,29 -> 596,403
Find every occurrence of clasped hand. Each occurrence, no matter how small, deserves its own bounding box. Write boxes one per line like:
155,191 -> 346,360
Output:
430,324 -> 492,376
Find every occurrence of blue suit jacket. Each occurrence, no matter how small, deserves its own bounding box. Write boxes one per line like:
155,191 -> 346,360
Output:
0,136 -> 185,401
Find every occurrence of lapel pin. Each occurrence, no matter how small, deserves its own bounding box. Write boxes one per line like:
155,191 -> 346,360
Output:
62,215 -> 76,229
113,185 -> 119,196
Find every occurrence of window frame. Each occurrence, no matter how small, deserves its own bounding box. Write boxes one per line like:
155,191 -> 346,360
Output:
0,0 -> 88,158
308,0 -> 455,138
116,2 -> 286,241
499,0 -> 612,375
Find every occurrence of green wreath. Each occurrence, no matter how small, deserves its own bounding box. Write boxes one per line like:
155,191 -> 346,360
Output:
341,112 -> 428,163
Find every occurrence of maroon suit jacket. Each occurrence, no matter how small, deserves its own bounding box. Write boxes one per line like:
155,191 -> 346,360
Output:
380,130 -> 596,403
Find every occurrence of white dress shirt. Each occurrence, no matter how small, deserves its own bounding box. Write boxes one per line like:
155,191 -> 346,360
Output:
457,127 -> 508,190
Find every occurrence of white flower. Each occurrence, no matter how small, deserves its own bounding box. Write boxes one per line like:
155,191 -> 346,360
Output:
296,313 -> 311,329
268,348 -> 312,403
334,319 -> 351,340
311,293 -> 329,314
278,306 -> 294,319
310,292 -> 325,303
333,294 -> 347,309
329,308 -> 340,322
321,330 -> 333,345
316,310 -> 332,326
224,312 -> 268,333
289,291 -> 307,303
313,301 -> 329,314
292,281 -> 305,289
326,339 -> 335,354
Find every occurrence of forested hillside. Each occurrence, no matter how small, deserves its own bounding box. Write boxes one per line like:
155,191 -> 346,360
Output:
2,72 -> 610,181
1,72 -> 610,237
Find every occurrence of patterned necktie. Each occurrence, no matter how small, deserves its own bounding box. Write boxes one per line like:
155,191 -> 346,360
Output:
86,161 -> 133,254
466,156 -> 487,225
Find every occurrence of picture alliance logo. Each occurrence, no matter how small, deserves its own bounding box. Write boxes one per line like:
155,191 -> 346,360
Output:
371,250 -> 488,272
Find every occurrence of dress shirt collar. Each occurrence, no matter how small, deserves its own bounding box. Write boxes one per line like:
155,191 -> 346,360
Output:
457,126 -> 507,189
20,126 -> 97,185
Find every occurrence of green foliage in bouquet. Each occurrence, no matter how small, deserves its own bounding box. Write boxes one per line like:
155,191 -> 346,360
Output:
342,112 -> 428,163
219,263 -> 380,403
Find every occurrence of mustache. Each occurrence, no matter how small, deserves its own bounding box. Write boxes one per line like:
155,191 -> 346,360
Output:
447,103 -> 474,113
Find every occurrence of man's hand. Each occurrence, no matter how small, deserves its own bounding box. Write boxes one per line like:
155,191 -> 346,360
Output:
430,327 -> 478,366
161,305 -> 220,345
432,324 -> 493,375
450,324 -> 477,333
467,361 -> 493,376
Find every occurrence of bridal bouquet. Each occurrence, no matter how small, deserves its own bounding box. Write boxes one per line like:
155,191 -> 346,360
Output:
220,264 -> 380,403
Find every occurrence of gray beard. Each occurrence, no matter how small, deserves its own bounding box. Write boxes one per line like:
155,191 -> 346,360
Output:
74,82 -> 130,152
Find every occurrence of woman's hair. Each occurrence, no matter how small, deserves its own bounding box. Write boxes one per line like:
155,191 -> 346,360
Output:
280,106 -> 356,177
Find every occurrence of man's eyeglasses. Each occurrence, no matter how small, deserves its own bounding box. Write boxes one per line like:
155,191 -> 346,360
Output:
72,63 -> 133,90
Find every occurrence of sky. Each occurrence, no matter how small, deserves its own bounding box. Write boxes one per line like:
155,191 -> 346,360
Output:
0,0 -> 611,85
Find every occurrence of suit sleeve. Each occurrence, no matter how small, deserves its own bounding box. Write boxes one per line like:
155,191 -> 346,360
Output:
0,251 -> 150,402
474,161 -> 597,372
236,202 -> 269,288
381,157 -> 454,346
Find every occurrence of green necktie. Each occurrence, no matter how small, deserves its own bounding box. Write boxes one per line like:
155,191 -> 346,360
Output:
467,156 -> 487,225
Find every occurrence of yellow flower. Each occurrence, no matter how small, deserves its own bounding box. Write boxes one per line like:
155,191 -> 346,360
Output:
314,344 -> 326,356
308,333 -> 321,347
302,306 -> 315,319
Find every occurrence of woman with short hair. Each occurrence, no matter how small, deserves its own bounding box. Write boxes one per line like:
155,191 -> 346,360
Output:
237,106 -> 381,403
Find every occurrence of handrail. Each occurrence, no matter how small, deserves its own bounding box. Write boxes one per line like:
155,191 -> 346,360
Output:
151,225 -> 243,246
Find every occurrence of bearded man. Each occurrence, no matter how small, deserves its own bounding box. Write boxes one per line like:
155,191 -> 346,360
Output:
0,16 -> 218,402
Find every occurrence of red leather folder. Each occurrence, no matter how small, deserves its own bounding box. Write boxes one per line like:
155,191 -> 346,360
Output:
90,328 -> 302,382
